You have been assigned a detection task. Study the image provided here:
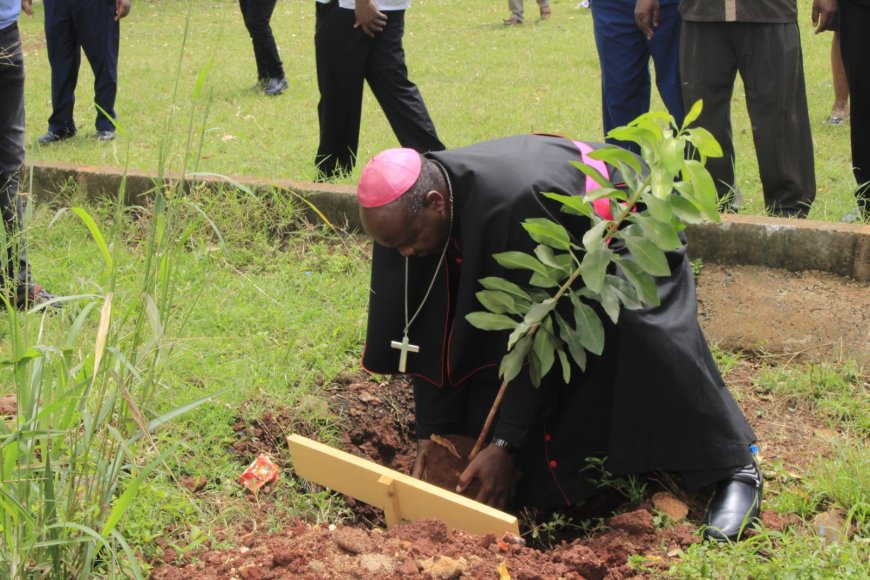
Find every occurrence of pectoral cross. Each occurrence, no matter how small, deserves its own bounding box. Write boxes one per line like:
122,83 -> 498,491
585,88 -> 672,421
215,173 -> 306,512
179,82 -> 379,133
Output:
390,333 -> 419,373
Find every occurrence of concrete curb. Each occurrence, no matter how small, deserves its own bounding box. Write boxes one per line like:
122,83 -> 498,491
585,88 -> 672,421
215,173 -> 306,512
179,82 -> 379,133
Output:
26,161 -> 870,281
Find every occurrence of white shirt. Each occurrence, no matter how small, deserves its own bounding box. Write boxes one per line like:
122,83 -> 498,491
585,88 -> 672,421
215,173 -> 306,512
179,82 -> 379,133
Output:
315,0 -> 412,10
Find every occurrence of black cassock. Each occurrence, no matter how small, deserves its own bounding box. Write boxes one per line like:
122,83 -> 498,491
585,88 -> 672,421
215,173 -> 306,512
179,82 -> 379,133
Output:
362,135 -> 755,508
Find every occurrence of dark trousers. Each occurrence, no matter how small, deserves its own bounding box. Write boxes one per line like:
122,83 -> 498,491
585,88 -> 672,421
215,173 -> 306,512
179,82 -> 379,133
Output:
239,0 -> 284,81
590,0 -> 684,153
0,23 -> 31,289
44,0 -> 120,134
839,1 -> 870,215
314,1 -> 444,179
680,21 -> 815,217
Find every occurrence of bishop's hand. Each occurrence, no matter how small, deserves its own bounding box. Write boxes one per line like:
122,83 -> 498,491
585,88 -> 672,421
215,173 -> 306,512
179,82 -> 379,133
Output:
456,444 -> 518,509
411,439 -> 431,480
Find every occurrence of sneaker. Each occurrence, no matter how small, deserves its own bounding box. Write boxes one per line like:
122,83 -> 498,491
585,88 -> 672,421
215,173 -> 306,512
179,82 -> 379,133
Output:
96,130 -> 115,142
13,283 -> 60,311
263,77 -> 288,96
37,130 -> 75,145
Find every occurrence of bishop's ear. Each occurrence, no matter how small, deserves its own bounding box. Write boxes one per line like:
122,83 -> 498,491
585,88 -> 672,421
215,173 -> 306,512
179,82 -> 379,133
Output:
423,190 -> 447,212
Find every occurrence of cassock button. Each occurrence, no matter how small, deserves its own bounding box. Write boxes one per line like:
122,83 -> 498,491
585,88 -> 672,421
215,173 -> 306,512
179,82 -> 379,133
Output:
544,434 -> 551,442
549,460 -> 558,469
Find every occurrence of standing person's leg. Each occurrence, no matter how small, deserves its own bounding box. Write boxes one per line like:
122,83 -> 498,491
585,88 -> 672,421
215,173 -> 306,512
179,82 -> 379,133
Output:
839,1 -> 870,217
240,0 -> 286,93
505,0 -> 524,24
365,10 -> 444,155
314,2 -> 368,179
240,0 -> 267,84
0,23 -> 30,290
680,21 -> 740,210
738,23 -> 815,218
76,0 -> 119,134
590,0 -> 652,153
43,0 -> 79,139
537,0 -> 551,20
829,31 -> 849,124
647,1 -> 684,126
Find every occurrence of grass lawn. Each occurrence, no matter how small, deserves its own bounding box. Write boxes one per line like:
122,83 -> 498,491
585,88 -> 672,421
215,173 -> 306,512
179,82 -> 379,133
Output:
2,0 -> 867,577
16,0 -> 860,220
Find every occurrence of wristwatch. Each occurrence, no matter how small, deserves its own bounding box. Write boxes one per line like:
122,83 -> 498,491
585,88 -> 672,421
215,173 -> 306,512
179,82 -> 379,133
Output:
491,437 -> 519,455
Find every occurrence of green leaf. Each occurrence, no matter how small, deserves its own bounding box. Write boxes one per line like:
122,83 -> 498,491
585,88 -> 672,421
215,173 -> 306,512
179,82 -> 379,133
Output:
682,99 -> 703,129
570,160 -> 613,190
534,244 -> 568,272
529,272 -> 561,288
507,321 -> 531,351
499,334 -> 533,383
640,191 -> 674,223
683,160 -> 720,221
599,281 -> 621,324
633,212 -> 684,251
687,126 -> 723,158
616,258 -> 661,307
580,249 -> 611,293
555,312 -> 587,371
522,218 -> 571,250
475,290 -> 524,314
588,146 -> 643,177
69,207 -> 113,270
608,126 -> 658,150
570,295 -> 606,355
542,192 -> 594,218
493,251 -> 552,277
101,449 -> 171,537
623,235 -> 672,277
651,166 -> 675,200
661,136 -> 684,176
466,311 -> 519,331
605,274 -> 643,310
532,324 -> 556,383
523,298 -> 557,327
582,220 -> 609,254
479,277 -> 532,302
557,349 -> 571,383
669,193 -> 705,224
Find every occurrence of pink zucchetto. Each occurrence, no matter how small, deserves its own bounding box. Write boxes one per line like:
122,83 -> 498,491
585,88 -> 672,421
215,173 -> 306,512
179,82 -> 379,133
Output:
357,148 -> 422,208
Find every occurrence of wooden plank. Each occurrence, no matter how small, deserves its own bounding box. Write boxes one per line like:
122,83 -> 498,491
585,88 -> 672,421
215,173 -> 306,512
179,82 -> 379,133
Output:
287,434 -> 520,537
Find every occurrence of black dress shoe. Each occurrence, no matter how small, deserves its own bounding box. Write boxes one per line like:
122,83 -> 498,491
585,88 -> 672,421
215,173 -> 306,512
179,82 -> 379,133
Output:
703,463 -> 763,542
263,77 -> 288,96
96,130 -> 115,142
37,130 -> 75,145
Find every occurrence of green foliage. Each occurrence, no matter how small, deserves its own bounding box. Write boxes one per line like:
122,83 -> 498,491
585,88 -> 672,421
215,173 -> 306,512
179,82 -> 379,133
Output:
581,456 -> 648,505
754,361 -> 869,437
466,107 -> 721,387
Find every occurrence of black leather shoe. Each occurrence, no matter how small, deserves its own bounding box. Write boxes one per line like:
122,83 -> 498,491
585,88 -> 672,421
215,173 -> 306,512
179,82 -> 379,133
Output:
37,130 -> 75,145
263,77 -> 288,96
703,463 -> 763,542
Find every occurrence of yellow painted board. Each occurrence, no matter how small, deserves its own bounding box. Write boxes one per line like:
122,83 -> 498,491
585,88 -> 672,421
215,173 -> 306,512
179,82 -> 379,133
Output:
287,434 -> 520,537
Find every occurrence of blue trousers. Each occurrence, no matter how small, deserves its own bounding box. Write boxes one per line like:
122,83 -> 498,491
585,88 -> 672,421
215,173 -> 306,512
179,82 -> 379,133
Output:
590,0 -> 683,152
44,0 -> 119,134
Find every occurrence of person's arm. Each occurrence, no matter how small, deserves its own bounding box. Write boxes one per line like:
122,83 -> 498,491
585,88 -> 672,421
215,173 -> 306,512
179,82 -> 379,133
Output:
21,0 -> 32,17
812,0 -> 838,33
354,0 -> 387,37
115,0 -> 131,21
635,0 -> 661,40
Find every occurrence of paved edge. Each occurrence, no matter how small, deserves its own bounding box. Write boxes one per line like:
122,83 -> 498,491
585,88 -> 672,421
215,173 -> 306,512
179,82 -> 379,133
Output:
26,161 -> 870,281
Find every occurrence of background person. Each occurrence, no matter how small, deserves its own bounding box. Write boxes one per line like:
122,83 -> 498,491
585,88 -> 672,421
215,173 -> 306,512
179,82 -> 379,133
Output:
239,0 -> 288,96
38,0 -> 131,144
0,0 -> 57,308
503,0 -> 551,26
313,0 -> 444,181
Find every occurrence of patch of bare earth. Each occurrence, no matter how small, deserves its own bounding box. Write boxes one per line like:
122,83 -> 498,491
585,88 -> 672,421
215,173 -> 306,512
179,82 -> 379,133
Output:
151,265 -> 866,578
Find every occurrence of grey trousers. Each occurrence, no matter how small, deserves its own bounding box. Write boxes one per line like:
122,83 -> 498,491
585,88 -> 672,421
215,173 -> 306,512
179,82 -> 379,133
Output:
0,22 -> 30,288
508,0 -> 550,21
680,21 -> 816,218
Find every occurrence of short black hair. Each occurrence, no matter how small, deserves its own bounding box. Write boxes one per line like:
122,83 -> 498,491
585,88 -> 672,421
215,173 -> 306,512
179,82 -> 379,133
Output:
400,159 -> 441,217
